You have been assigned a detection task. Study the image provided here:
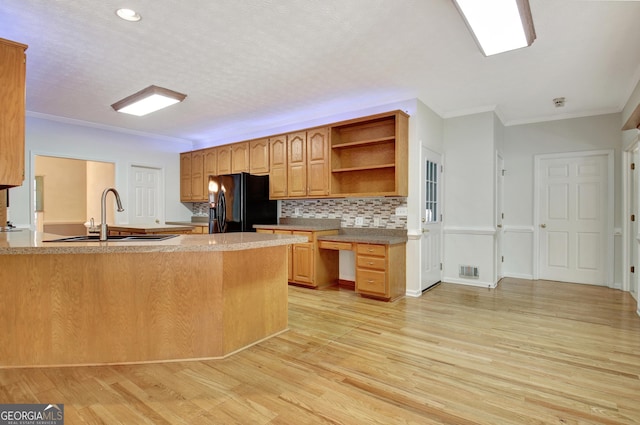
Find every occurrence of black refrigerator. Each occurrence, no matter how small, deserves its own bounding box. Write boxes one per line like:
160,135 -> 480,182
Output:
208,172 -> 277,233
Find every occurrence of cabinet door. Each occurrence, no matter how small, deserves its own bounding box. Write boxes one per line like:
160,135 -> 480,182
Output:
180,152 -> 192,201
306,127 -> 330,197
249,138 -> 270,175
292,242 -> 314,285
191,150 -> 205,201
287,131 -> 307,197
231,142 -> 249,173
269,135 -> 287,199
0,39 -> 27,188
217,146 -> 232,175
274,229 -> 293,281
203,147 -> 217,194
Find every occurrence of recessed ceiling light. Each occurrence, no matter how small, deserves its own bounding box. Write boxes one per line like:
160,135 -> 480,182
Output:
116,8 -> 141,22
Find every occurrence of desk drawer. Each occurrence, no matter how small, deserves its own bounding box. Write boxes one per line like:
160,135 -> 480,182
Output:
356,244 -> 386,256
356,255 -> 386,270
356,269 -> 386,295
318,240 -> 353,251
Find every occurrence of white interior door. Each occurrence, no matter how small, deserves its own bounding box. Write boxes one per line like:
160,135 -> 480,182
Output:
537,153 -> 610,285
421,148 -> 442,290
630,149 -> 639,300
496,153 -> 504,280
129,165 -> 162,225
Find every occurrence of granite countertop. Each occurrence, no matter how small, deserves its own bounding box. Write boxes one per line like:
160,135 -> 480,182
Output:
317,233 -> 407,245
166,221 -> 208,227
254,218 -> 407,245
109,223 -> 195,232
0,230 -> 307,255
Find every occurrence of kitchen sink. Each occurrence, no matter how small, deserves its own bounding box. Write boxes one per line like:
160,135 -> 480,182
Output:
44,234 -> 179,242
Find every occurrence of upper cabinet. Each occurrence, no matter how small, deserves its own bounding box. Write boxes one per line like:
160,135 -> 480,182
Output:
180,150 -> 206,202
231,142 -> 249,173
249,138 -> 270,175
179,110 -> 409,202
330,111 -> 408,197
0,38 -> 28,190
269,134 -> 288,199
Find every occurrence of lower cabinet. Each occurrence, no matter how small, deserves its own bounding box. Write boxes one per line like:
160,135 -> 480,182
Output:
355,243 -> 406,301
257,228 -> 339,288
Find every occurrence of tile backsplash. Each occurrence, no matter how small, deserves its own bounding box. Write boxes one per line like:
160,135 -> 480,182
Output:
192,197 -> 407,229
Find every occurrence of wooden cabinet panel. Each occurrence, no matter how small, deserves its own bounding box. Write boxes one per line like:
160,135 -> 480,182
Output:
269,135 -> 287,199
250,138 -> 270,175
0,38 -> 27,189
307,127 -> 330,197
231,142 -> 249,173
292,242 -> 314,285
217,146 -> 232,175
191,149 -> 205,201
180,152 -> 192,201
287,131 -> 307,197
203,147 -> 217,178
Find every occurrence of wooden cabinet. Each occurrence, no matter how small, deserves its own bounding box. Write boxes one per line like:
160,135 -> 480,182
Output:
287,131 -> 307,197
179,110 -> 407,200
330,111 -> 408,197
269,134 -> 288,199
203,147 -> 217,186
0,38 -> 28,189
249,138 -> 270,175
217,146 -> 232,175
180,150 -> 206,202
287,128 -> 330,198
256,228 -> 339,288
355,243 -> 406,301
231,142 -> 249,173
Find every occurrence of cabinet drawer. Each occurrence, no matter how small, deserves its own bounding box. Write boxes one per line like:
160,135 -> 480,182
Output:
318,240 -> 353,251
356,244 -> 386,257
356,255 -> 386,270
274,229 -> 292,235
356,269 -> 386,295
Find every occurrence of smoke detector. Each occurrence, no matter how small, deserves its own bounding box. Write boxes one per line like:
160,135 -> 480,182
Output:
553,97 -> 566,108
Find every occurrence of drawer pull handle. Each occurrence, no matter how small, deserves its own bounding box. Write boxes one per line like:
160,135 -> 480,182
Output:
367,279 -> 374,283
368,261 -> 374,265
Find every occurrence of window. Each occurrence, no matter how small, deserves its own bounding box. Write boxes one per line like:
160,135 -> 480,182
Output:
425,160 -> 438,223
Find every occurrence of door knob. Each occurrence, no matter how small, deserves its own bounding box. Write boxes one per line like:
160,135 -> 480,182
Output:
497,224 -> 502,228
540,224 -> 547,228
422,228 -> 429,233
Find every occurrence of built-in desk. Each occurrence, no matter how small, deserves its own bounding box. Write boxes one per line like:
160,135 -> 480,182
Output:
317,233 -> 407,302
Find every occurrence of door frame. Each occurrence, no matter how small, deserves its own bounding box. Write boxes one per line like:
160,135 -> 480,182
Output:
420,147 -> 443,291
623,139 -> 640,296
128,163 -> 165,225
495,152 -> 504,282
532,149 -> 614,286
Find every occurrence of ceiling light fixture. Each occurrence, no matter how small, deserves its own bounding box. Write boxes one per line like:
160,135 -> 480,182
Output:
111,85 -> 187,116
116,8 -> 141,22
452,0 -> 536,56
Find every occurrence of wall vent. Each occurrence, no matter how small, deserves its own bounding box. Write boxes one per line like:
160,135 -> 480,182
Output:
459,265 -> 479,279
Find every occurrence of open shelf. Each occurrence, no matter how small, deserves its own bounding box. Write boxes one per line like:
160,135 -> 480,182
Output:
329,110 -> 408,197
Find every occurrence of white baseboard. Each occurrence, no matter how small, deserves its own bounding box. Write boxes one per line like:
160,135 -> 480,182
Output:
503,272 -> 534,280
405,289 -> 422,298
443,277 -> 497,288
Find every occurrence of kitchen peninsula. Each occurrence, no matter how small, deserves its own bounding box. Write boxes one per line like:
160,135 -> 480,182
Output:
0,230 -> 306,368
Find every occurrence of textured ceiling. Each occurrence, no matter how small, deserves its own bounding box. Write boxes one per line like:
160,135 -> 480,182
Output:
1,0 -> 640,146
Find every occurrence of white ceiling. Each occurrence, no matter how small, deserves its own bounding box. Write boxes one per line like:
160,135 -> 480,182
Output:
1,0 -> 640,146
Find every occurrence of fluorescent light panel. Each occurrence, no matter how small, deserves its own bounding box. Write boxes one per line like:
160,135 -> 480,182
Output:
453,0 -> 536,56
111,85 -> 187,116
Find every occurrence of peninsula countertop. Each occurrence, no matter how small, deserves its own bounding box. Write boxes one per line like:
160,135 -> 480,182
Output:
0,230 -> 308,255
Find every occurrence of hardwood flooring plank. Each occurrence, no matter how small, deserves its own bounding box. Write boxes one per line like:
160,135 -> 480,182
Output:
0,278 -> 639,424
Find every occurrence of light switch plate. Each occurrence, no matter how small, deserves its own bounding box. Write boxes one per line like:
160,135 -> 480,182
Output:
395,207 -> 408,217
355,217 -> 364,226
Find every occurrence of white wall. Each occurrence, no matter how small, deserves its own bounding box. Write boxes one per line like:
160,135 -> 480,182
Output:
9,115 -> 193,228
501,113 -> 621,283
442,112 -> 498,287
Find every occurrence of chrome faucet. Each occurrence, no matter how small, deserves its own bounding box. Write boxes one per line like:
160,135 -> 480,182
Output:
100,188 -> 125,241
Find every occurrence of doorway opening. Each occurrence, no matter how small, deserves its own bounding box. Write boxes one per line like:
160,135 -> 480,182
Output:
34,155 -> 115,236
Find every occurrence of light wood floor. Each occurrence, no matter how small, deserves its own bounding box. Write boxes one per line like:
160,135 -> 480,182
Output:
1,278 -> 639,424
